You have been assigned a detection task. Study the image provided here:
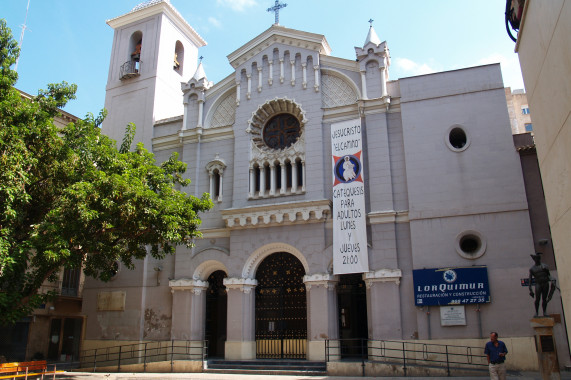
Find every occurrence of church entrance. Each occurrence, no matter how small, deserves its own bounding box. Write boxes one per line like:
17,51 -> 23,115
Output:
205,270 -> 227,358
255,252 -> 307,359
337,273 -> 368,359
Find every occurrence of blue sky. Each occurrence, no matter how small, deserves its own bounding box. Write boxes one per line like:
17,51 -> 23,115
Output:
3,0 -> 524,118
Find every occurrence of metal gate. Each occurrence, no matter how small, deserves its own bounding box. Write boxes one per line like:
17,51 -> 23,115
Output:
255,252 -> 307,359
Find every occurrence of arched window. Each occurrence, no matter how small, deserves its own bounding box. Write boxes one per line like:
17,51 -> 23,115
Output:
174,40 -> 184,74
206,155 -> 226,203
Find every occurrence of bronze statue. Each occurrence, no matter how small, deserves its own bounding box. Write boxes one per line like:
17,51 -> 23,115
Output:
529,253 -> 556,317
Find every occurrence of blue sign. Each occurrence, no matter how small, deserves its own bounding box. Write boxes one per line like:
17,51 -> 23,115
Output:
413,266 -> 490,306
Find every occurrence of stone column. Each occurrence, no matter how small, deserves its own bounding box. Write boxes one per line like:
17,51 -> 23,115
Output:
304,274 -> 339,361
280,162 -> 287,194
380,66 -> 387,97
279,58 -> 284,84
208,172 -> 214,198
235,81 -> 240,106
270,163 -> 276,196
301,160 -> 306,192
360,70 -> 368,100
246,73 -> 252,100
217,169 -> 224,202
259,165 -> 266,197
257,67 -> 263,93
290,60 -> 296,86
314,65 -> 320,92
292,161 -> 298,193
223,278 -> 258,360
197,91 -> 204,127
268,60 -> 273,85
363,269 -> 402,340
302,62 -> 307,89
249,166 -> 255,198
530,317 -> 560,380
169,279 -> 208,340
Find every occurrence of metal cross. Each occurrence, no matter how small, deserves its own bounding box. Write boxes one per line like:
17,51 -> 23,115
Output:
368,19 -> 374,27
267,0 -> 287,25
199,56 -> 203,62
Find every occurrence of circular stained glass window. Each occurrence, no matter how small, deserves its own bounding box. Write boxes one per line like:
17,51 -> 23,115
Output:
263,114 -> 301,150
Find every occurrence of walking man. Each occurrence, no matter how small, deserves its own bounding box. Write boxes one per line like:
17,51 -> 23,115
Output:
485,332 -> 508,380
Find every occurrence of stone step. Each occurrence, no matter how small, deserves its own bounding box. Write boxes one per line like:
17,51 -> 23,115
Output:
205,359 -> 326,375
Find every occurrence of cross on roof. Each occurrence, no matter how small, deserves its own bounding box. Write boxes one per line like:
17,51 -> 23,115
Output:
267,0 -> 287,25
199,56 -> 204,62
368,19 -> 374,27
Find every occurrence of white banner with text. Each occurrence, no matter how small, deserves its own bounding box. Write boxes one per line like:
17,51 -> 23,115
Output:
331,119 -> 369,275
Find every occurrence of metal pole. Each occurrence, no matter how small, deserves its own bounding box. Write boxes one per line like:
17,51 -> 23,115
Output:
170,340 -> 174,372
402,341 -> 407,377
361,338 -> 366,377
143,342 -> 148,372
446,345 -> 450,377
117,345 -> 122,372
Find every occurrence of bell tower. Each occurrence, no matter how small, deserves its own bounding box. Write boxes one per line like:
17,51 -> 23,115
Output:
102,0 -> 206,149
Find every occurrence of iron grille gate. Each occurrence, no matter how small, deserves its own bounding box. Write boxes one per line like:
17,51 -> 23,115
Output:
255,252 -> 307,359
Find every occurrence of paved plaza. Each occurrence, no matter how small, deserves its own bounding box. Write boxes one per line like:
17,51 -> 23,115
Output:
55,370 -> 571,380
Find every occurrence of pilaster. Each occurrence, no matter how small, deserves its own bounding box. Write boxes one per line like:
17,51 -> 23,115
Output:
363,269 -> 402,339
169,279 -> 208,340
223,277 -> 258,360
303,274 -> 339,360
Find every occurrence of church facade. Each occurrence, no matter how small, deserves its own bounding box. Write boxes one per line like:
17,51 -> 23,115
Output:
82,0 -> 569,369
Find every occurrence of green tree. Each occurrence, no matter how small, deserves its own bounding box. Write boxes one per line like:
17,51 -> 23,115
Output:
0,20 -> 213,324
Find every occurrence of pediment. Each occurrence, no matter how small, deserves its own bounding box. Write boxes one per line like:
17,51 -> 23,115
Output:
227,24 -> 331,69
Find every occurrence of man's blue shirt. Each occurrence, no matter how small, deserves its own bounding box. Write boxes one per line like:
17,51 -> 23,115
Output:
485,340 -> 508,363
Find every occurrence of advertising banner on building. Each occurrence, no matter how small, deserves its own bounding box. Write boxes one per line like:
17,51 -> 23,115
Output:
331,119 -> 369,275
413,266 -> 490,306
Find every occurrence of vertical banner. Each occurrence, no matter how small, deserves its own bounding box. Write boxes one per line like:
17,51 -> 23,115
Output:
331,119 -> 369,275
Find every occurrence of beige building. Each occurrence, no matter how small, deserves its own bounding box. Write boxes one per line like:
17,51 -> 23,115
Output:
505,87 -> 533,135
512,0 -> 571,345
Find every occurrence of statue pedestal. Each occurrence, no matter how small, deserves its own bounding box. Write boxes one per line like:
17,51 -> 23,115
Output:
530,317 -> 560,380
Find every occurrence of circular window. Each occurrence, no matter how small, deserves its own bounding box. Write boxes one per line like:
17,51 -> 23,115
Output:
455,230 -> 486,259
263,114 -> 301,150
445,125 -> 470,152
247,97 -> 306,151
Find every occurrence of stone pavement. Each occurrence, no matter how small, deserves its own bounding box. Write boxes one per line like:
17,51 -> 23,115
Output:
55,371 -> 571,380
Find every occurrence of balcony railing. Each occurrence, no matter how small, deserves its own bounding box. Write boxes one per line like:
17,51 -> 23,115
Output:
120,60 -> 142,80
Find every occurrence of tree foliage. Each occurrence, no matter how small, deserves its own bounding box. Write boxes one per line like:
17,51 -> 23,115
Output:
0,20 -> 213,324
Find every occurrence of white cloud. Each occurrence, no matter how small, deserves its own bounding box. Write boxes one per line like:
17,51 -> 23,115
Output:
216,0 -> 257,12
477,53 -> 525,91
208,17 -> 222,28
394,57 -> 436,76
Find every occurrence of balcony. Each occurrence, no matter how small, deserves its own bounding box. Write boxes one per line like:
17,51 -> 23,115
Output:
120,59 -> 142,80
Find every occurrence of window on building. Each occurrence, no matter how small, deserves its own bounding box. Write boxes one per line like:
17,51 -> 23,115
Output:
525,123 -> 533,132
206,155 -> 226,203
521,106 -> 530,115
61,267 -> 81,297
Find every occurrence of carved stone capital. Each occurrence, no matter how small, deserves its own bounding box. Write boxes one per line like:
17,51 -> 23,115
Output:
363,269 -> 402,288
303,273 -> 337,290
223,277 -> 258,294
169,278 -> 209,294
